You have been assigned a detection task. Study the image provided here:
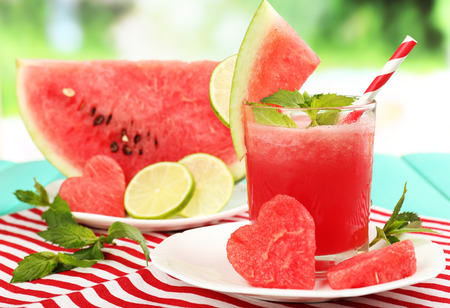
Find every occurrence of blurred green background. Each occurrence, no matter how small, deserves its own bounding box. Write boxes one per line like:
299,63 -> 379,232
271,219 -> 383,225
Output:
0,0 -> 449,117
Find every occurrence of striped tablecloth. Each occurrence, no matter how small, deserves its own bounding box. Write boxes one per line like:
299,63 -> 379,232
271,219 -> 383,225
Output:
1,206 -> 449,308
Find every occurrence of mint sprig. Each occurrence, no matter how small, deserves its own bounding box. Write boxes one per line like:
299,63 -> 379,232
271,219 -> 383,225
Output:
252,90 -> 356,127
10,180 -> 150,283
369,183 -> 437,248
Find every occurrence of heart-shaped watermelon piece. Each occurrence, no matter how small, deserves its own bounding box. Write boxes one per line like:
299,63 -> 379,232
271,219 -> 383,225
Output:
59,155 -> 126,217
226,194 -> 316,289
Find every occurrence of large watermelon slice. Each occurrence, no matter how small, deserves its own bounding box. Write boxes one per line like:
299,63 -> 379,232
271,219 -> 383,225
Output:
17,59 -> 245,183
229,0 -> 321,159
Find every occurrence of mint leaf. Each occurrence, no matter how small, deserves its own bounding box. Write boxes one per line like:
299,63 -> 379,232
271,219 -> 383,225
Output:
260,89 -> 307,108
11,180 -> 151,283
14,179 -> 78,227
10,251 -> 59,283
107,221 -> 150,265
58,253 -> 98,268
255,90 -> 356,128
251,105 -> 297,128
73,241 -> 105,261
316,110 -> 340,125
310,94 -> 356,108
38,224 -> 98,249
14,179 -> 51,206
369,182 -> 437,247
41,195 -> 78,227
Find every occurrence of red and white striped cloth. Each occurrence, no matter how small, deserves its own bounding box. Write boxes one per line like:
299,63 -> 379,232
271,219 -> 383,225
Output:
1,206 -> 449,308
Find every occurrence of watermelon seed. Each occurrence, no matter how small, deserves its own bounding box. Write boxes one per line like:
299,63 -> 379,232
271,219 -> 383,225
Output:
106,114 -> 112,125
154,138 -> 158,147
90,107 -> 96,116
62,88 -> 75,97
94,115 -> 104,126
139,149 -> 143,155
123,145 -> 132,155
134,134 -> 141,144
110,142 -> 119,153
121,129 -> 129,142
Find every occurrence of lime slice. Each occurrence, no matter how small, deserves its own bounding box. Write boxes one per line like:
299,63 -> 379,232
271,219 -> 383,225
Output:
179,153 -> 234,217
124,162 -> 195,219
209,54 -> 237,128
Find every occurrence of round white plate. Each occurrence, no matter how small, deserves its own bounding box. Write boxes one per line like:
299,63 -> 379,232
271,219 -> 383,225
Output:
46,180 -> 248,232
151,221 -> 446,303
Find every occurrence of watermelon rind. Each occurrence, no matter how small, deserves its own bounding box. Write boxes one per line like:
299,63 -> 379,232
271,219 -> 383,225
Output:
229,0 -> 277,160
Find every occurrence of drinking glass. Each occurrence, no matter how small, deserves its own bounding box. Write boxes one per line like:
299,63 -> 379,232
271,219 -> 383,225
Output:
243,100 -> 376,270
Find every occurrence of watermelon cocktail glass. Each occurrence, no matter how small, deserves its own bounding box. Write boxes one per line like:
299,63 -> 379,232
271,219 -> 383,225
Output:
244,101 -> 376,269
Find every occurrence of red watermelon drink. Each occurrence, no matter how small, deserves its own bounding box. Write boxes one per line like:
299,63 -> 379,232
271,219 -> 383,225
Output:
244,100 -> 376,268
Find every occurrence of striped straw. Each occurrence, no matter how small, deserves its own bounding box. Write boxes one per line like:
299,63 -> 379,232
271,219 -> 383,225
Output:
357,35 -> 417,105
343,35 -> 417,124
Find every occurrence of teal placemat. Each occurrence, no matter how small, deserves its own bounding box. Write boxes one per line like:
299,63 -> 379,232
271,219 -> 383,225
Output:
403,153 -> 450,201
0,160 -> 66,216
372,154 -> 450,219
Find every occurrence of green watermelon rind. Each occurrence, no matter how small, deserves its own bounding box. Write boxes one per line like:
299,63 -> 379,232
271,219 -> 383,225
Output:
229,0 -> 277,160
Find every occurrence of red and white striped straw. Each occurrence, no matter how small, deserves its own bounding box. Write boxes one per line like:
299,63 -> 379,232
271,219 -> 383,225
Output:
356,35 -> 417,105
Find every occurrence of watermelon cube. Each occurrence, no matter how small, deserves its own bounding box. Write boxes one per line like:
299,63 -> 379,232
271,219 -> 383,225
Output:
226,194 -> 316,289
326,239 -> 417,289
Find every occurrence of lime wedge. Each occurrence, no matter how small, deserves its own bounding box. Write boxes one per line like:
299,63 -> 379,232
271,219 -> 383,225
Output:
179,153 -> 234,217
209,54 -> 237,128
124,162 -> 195,219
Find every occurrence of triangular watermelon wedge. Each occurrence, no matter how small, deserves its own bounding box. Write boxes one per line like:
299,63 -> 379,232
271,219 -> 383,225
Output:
229,0 -> 320,159
16,59 -> 245,183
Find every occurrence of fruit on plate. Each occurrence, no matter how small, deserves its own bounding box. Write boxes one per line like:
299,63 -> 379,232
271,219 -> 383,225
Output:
326,239 -> 417,289
16,59 -> 245,183
59,155 -> 126,217
124,162 -> 195,219
226,194 -> 316,289
228,0 -> 321,159
179,153 -> 234,217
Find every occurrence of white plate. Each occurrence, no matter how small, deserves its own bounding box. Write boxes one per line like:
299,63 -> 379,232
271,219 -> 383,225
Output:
151,221 -> 446,303
46,180 -> 248,232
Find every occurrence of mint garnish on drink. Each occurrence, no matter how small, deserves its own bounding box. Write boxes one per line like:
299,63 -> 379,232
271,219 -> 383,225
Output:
10,179 -> 150,283
249,90 -> 356,128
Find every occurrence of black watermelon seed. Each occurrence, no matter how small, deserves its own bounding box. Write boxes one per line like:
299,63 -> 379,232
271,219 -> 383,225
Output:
139,149 -> 143,155
123,145 -> 132,155
147,132 -> 150,137
94,115 -> 104,126
154,138 -> 158,147
110,141 -> 119,153
106,114 -> 112,125
134,134 -> 141,144
90,107 -> 96,116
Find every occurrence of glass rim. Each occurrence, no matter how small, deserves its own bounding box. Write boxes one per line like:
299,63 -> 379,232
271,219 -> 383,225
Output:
243,98 -> 376,111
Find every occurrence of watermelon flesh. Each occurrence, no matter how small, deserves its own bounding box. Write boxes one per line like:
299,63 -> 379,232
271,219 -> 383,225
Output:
229,0 -> 321,159
326,239 -> 417,289
226,194 -> 316,289
59,155 -> 126,217
17,59 -> 245,183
